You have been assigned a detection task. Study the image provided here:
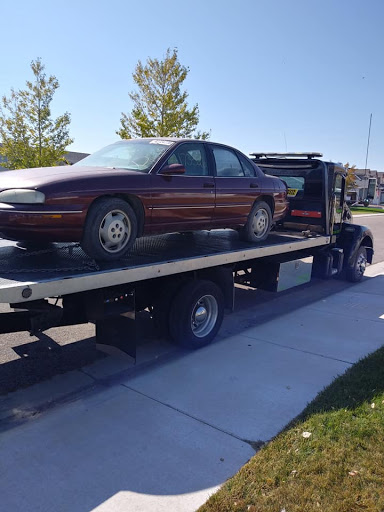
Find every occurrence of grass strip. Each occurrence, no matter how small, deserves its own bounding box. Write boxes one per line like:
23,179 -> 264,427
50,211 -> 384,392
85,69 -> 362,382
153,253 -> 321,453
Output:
350,207 -> 384,214
199,346 -> 384,512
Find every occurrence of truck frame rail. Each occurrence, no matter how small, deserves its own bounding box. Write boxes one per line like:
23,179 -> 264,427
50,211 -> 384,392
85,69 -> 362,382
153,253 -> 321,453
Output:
0,230 -> 330,304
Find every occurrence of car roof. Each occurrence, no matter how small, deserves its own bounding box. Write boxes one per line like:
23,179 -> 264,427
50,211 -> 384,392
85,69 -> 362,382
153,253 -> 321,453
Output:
130,137 -> 204,143
116,137 -> 241,147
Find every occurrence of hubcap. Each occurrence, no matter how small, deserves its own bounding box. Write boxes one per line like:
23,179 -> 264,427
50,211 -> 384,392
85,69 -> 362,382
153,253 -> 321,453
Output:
252,208 -> 269,238
191,295 -> 218,338
99,209 -> 131,253
356,253 -> 367,276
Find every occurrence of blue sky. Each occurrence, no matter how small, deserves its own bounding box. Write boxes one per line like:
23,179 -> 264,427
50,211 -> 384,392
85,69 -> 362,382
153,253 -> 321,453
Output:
1,0 -> 383,170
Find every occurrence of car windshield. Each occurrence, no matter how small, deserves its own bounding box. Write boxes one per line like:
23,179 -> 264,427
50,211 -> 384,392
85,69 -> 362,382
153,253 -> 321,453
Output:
74,139 -> 175,173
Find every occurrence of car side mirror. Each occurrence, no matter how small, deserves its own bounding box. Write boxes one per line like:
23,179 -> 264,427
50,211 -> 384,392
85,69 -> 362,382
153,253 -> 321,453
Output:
160,164 -> 186,175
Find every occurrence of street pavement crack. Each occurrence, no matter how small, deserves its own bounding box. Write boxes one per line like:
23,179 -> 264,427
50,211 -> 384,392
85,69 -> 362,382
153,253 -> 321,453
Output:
239,334 -> 354,365
305,305 -> 384,324
120,382 -> 260,450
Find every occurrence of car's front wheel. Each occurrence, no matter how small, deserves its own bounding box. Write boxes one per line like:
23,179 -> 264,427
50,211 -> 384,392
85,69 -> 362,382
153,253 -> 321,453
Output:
240,201 -> 272,243
81,197 -> 138,261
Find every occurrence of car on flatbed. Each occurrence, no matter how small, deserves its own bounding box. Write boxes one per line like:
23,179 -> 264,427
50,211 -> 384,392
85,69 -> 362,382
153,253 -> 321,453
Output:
0,138 -> 288,261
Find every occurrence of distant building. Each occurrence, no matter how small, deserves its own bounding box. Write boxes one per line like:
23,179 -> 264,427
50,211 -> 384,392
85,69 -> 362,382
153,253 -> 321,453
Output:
62,151 -> 90,165
346,168 -> 384,205
0,145 -> 89,171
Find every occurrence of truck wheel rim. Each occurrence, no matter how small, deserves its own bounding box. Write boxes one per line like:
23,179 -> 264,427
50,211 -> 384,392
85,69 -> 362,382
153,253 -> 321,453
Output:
356,252 -> 367,276
252,208 -> 269,238
99,209 -> 131,253
191,295 -> 218,338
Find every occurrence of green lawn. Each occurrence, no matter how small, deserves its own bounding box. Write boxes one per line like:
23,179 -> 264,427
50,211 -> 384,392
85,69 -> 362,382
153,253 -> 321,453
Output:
199,347 -> 384,512
351,207 -> 384,214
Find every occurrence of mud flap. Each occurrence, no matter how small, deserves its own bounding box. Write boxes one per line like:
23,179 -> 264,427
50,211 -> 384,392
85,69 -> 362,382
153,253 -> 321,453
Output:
86,289 -> 137,361
95,311 -> 136,361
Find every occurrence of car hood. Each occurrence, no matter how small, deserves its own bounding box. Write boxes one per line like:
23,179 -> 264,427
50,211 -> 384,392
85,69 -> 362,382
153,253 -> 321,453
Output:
0,166 -> 144,190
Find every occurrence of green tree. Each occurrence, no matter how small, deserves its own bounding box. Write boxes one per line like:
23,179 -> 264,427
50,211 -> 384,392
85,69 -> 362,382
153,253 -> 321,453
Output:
344,162 -> 357,189
117,48 -> 210,140
0,58 -> 73,169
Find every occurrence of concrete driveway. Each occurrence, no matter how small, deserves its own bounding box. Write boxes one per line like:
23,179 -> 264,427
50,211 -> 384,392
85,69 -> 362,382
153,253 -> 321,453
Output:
0,262 -> 383,512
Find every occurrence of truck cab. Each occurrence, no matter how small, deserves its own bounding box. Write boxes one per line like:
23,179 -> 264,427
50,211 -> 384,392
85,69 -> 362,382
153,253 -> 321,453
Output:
251,152 -> 374,281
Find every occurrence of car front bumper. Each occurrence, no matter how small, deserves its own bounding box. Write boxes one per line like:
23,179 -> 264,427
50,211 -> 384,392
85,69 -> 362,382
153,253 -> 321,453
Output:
0,203 -> 86,242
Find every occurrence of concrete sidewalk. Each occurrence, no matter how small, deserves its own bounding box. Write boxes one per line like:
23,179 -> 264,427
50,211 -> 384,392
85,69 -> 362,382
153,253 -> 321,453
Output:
1,263 -> 384,511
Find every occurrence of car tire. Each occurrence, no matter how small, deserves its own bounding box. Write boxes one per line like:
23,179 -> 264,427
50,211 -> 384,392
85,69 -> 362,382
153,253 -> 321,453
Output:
169,280 -> 224,349
346,246 -> 367,283
81,197 -> 138,261
240,201 -> 272,243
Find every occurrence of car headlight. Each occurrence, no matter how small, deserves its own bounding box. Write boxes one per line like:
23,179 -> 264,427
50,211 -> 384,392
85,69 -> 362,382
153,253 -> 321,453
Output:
0,189 -> 46,204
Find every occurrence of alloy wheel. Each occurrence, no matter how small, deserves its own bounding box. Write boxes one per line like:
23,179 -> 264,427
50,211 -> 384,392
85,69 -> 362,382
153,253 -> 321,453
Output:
98,209 -> 131,253
252,208 -> 269,239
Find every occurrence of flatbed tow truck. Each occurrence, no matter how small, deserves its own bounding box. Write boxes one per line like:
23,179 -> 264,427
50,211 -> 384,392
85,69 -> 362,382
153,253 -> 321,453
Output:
0,153 -> 374,359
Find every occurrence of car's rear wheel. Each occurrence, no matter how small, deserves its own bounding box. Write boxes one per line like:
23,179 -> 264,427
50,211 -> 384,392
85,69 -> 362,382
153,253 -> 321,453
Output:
81,197 -> 138,261
240,201 -> 272,243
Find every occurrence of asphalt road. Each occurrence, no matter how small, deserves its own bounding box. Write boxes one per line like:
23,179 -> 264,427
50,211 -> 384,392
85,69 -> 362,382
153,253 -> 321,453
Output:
353,214 -> 384,263
1,215 -> 383,395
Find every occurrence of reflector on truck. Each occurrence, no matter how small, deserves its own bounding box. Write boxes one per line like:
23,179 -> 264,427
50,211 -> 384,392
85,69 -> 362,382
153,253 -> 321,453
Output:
291,209 -> 322,218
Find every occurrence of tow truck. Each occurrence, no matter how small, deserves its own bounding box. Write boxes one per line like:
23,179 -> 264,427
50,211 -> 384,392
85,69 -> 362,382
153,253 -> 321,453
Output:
0,153 -> 373,359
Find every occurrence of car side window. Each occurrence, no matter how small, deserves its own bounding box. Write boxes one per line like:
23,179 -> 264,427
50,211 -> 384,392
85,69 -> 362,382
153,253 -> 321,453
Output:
212,147 -> 244,177
166,143 -> 209,176
238,153 -> 256,177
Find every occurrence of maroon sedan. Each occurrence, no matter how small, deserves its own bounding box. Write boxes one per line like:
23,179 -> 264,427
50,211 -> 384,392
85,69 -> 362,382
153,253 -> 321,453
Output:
0,138 -> 288,260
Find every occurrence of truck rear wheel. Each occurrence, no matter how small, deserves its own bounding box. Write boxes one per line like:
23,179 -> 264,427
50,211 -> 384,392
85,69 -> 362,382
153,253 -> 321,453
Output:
346,246 -> 367,283
151,279 -> 184,339
169,280 -> 224,349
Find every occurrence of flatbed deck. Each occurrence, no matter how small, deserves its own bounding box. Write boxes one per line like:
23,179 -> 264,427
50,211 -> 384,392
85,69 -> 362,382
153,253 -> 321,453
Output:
0,230 -> 330,304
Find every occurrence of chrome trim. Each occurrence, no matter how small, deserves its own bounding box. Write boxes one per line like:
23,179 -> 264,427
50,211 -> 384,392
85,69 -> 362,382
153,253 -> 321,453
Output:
151,204 -> 248,210
214,204 -> 248,208
8,210 -> 83,214
155,174 -> 213,177
151,206 -> 212,210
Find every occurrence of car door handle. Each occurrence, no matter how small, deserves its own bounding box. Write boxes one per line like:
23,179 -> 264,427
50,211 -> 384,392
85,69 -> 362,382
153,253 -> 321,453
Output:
250,183 -> 259,188
203,183 -> 215,188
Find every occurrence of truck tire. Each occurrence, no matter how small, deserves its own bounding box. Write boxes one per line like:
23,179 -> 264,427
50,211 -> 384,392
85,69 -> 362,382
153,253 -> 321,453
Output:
240,201 -> 272,243
169,280 -> 224,349
81,198 -> 138,261
151,279 -> 185,339
346,246 -> 367,282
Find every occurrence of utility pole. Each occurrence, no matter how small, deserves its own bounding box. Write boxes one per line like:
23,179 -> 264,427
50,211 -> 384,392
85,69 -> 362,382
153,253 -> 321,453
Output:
364,113 -> 372,177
